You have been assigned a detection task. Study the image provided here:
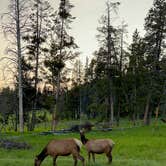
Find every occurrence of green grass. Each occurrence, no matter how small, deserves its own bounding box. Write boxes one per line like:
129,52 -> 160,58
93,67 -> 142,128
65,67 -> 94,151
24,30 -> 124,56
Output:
0,124 -> 166,166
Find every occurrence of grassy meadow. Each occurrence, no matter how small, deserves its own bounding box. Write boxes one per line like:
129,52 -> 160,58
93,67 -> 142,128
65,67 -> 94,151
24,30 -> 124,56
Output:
0,123 -> 166,166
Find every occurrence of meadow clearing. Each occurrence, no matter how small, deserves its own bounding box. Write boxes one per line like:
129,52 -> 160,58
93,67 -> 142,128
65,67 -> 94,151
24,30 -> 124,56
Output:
0,123 -> 166,166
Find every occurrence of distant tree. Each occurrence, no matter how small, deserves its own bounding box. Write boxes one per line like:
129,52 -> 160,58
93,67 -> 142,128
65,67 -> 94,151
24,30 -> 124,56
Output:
119,21 -> 128,73
84,57 -> 89,83
23,0 -> 52,130
71,59 -> 84,86
127,29 -> 146,125
144,0 -> 166,125
96,1 -> 120,125
84,57 -> 97,82
115,21 -> 128,126
71,59 -> 84,120
21,57 -> 35,130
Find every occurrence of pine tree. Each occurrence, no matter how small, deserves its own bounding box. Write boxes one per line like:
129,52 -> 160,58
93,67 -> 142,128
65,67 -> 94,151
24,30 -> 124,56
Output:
23,0 -> 52,130
144,0 -> 166,125
44,0 -> 78,130
127,29 -> 146,125
96,1 -> 120,125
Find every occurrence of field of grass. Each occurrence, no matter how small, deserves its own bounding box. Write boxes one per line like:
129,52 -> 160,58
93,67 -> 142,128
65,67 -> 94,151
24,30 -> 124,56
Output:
0,124 -> 166,166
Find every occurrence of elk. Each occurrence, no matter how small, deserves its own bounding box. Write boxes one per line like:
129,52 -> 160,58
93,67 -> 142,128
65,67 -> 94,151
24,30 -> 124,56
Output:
80,130 -> 115,164
34,138 -> 85,166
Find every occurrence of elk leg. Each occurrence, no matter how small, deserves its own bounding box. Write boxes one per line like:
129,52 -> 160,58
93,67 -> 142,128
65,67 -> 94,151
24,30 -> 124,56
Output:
77,154 -> 85,166
88,152 -> 91,162
106,153 -> 112,164
53,156 -> 57,166
92,153 -> 95,163
109,154 -> 112,163
73,156 -> 78,166
73,151 -> 85,166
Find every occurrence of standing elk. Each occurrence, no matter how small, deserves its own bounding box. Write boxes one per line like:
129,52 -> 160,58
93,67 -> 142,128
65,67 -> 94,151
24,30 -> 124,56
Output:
34,138 -> 85,166
80,130 -> 115,164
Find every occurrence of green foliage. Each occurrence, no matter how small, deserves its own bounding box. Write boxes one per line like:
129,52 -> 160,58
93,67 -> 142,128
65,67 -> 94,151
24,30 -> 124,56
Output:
144,0 -> 166,110
0,88 -> 17,123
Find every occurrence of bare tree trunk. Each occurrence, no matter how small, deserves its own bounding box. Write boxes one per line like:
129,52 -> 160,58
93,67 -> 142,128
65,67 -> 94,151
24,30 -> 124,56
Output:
110,93 -> 114,126
143,94 -> 151,125
52,70 -> 60,131
31,0 -> 40,131
51,7 -> 65,130
51,111 -> 58,131
78,60 -> 82,123
34,0 -> 40,109
14,108 -> 18,132
16,0 -> 23,133
133,76 -> 137,126
132,112 -> 136,126
117,22 -> 126,127
116,102 -> 120,126
79,89 -> 82,123
155,104 -> 160,127
106,4 -> 115,127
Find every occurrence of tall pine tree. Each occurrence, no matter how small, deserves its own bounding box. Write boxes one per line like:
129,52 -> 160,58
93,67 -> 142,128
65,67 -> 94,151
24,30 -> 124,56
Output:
144,0 -> 166,125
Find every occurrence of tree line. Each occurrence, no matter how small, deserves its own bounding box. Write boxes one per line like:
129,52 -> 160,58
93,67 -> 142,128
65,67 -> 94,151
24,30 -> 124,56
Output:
0,0 -> 166,132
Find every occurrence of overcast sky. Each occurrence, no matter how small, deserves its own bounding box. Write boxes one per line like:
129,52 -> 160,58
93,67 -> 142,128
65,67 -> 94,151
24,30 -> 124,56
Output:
0,0 -> 154,87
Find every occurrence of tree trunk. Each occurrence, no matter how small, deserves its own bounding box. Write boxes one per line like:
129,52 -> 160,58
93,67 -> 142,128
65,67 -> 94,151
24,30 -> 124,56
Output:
14,108 -> 18,132
116,102 -> 120,126
132,112 -> 136,126
31,0 -> 40,131
16,0 -> 23,133
109,93 -> 114,126
79,91 -> 82,123
143,94 -> 151,125
51,112 -> 58,131
136,112 -> 140,126
155,104 -> 160,127
27,112 -> 31,131
52,70 -> 60,131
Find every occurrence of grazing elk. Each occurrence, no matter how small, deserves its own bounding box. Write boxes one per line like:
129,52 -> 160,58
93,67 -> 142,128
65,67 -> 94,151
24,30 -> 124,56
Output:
34,138 -> 85,166
80,130 -> 115,164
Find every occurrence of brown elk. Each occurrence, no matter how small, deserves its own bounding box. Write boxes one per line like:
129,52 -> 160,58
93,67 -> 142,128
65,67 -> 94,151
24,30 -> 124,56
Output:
80,130 -> 115,164
34,138 -> 85,166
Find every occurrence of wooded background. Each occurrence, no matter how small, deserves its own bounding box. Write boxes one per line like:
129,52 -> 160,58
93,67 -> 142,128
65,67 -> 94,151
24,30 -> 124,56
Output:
0,0 -> 166,132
